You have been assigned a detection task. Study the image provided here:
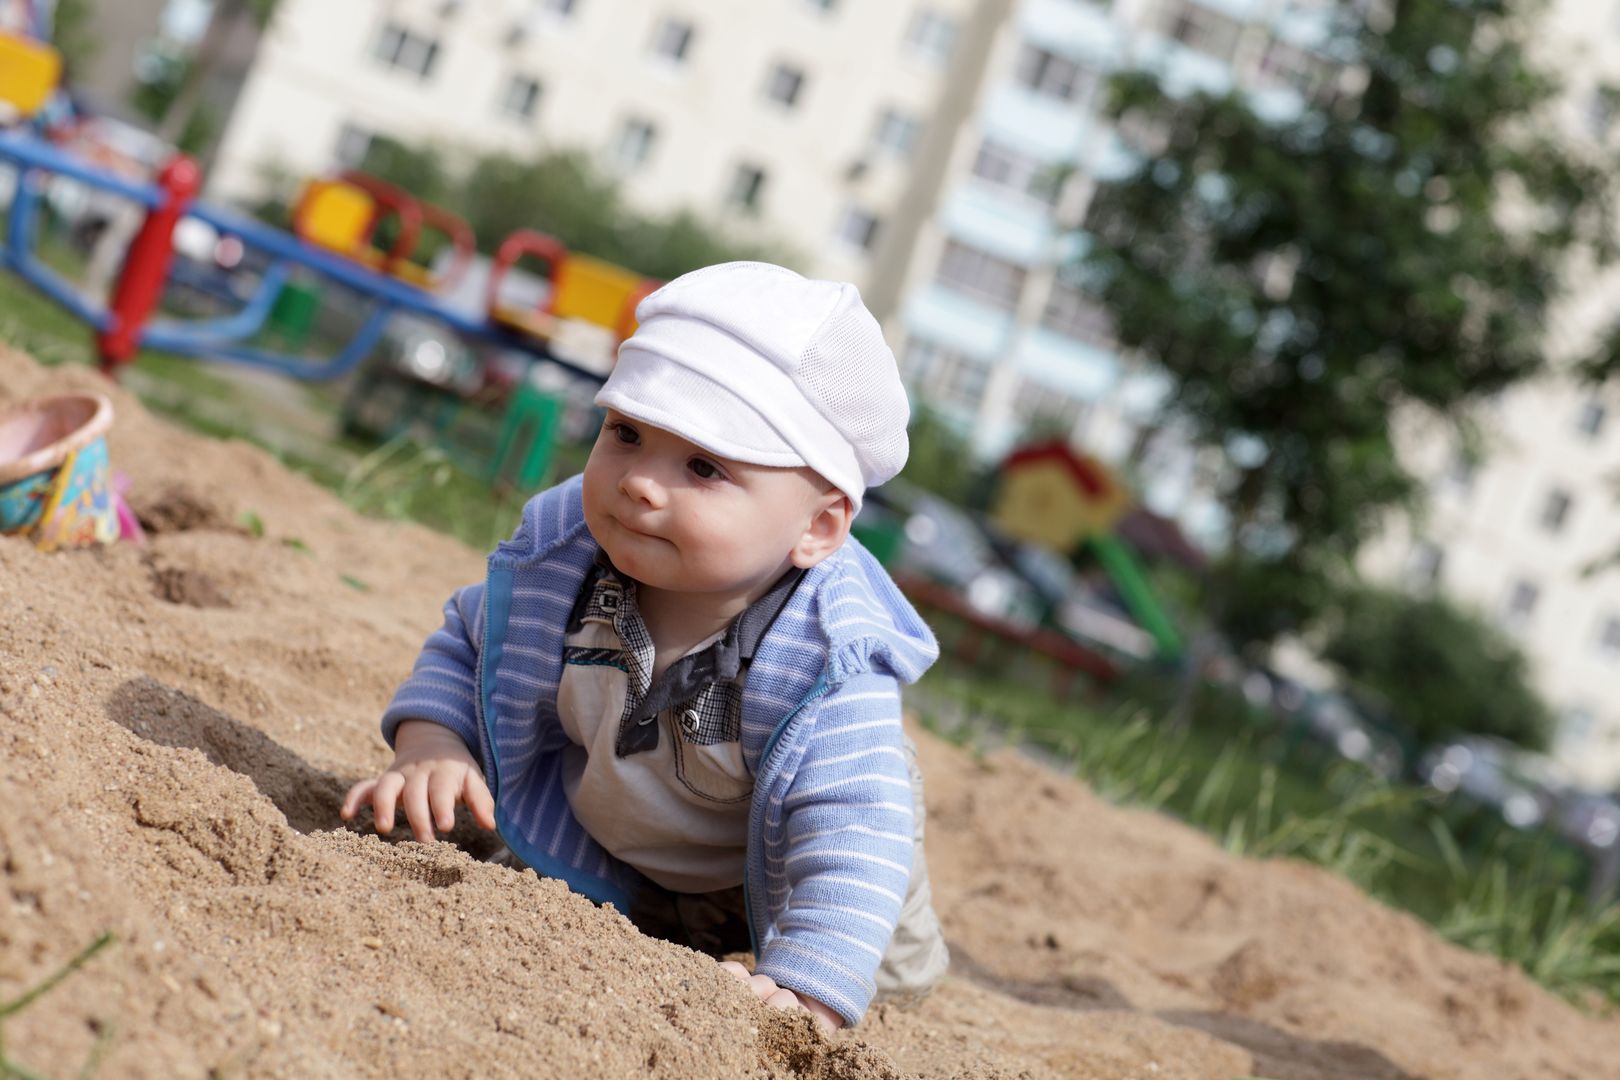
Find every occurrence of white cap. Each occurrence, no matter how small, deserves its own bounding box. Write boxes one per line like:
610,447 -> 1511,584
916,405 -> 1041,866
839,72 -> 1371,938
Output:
594,261 -> 909,510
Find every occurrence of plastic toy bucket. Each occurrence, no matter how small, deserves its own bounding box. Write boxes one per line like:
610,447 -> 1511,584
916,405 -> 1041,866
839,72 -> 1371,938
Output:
0,394 -> 119,551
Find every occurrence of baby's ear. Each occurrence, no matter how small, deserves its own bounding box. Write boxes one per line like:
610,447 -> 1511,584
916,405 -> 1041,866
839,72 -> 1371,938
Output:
790,492 -> 854,569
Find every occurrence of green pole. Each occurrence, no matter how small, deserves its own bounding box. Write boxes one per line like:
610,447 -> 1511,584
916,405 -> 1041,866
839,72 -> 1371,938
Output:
1088,532 -> 1183,660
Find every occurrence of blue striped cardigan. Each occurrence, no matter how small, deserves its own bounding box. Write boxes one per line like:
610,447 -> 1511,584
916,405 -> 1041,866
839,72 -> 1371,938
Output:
380,474 -> 939,1023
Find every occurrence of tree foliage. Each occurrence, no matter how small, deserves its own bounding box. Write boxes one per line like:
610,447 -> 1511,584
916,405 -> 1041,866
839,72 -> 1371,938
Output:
457,150 -> 795,279
1321,585 -> 1552,750
50,0 -> 99,73
1080,0 -> 1619,640
354,142 -> 796,281
896,404 -> 989,508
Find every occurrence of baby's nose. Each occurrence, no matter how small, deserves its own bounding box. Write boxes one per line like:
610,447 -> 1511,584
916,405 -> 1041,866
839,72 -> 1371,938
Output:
620,470 -> 667,507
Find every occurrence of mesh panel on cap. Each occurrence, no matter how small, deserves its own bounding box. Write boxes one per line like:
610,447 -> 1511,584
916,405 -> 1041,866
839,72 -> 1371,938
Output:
797,300 -> 910,487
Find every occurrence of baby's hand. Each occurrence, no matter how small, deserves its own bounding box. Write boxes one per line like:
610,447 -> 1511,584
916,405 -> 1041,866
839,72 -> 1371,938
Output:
718,961 -> 845,1033
340,720 -> 496,843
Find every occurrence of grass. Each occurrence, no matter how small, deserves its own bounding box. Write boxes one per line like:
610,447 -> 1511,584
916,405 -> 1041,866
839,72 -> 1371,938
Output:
0,932 -> 116,1080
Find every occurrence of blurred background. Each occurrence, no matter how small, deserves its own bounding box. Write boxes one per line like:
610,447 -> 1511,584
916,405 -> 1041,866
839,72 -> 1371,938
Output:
8,0 -> 1620,1006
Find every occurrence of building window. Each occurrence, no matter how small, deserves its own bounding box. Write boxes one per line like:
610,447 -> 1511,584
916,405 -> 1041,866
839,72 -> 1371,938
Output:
1577,399 -> 1607,439
1406,540 -> 1444,589
835,206 -> 880,251
1013,42 -> 1091,103
497,75 -> 542,120
969,138 -> 1065,207
1587,88 -> 1616,141
1599,616 -> 1620,656
1160,1 -> 1241,62
1041,280 -> 1114,347
726,163 -> 768,211
372,21 -> 441,79
904,8 -> 957,62
1445,449 -> 1476,495
614,117 -> 658,169
334,122 -> 373,169
904,339 -> 988,409
763,63 -> 806,107
650,17 -> 694,63
1539,487 -> 1573,533
1504,578 -> 1540,627
873,108 -> 922,157
936,239 -> 1028,312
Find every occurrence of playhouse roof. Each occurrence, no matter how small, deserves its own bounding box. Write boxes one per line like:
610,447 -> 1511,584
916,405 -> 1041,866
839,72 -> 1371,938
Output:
1000,440 -> 1114,498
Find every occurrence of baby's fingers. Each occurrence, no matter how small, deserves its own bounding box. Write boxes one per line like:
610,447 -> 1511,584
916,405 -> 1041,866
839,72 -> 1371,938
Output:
763,987 -> 805,1013
428,768 -> 461,833
371,770 -> 405,835
463,769 -> 496,830
401,772 -> 437,844
340,777 -> 376,821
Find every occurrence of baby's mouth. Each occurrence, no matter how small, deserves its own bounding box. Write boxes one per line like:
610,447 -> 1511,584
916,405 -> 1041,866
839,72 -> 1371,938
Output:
615,515 -> 665,541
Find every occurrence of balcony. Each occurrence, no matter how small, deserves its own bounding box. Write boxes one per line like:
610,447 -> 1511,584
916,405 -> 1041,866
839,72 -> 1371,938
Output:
980,84 -> 1089,160
903,283 -> 1016,360
940,183 -> 1056,267
1016,327 -> 1120,401
1015,0 -> 1122,67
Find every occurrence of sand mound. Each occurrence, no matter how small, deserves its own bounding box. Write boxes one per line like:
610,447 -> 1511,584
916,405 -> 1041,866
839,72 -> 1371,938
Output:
3,343 -> 1617,1079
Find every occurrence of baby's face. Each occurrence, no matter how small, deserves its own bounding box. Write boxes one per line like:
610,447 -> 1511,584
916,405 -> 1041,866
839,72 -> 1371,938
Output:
581,411 -> 840,600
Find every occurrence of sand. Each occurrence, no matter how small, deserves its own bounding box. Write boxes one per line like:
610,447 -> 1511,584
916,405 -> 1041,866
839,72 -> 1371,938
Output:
3,342 -> 1619,1079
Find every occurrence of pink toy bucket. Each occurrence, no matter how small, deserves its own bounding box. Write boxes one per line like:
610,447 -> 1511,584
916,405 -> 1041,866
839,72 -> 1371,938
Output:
0,394 -> 120,551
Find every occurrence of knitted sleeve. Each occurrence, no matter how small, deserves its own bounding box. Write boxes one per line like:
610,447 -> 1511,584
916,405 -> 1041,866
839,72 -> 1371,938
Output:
753,671 -> 915,1025
379,581 -> 487,762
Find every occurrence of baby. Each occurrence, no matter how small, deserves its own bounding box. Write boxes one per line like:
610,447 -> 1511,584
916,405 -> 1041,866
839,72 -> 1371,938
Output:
342,261 -> 948,1029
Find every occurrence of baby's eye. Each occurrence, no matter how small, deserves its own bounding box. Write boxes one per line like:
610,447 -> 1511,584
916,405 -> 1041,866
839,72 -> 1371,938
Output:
688,457 -> 723,480
610,422 -> 640,445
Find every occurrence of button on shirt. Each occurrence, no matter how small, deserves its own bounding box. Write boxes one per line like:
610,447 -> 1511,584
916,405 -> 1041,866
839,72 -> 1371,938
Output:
557,562 -> 787,894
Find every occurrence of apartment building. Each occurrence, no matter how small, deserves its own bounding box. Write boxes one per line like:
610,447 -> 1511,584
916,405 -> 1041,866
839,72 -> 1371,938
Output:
878,0 -> 1329,546
207,0 -> 991,286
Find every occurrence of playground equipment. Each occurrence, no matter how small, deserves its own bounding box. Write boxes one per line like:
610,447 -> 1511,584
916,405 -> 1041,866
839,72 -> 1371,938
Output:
293,170 -> 475,292
0,9 -> 661,494
488,229 -> 656,347
0,393 -> 130,550
0,28 -> 59,120
990,440 -> 1185,661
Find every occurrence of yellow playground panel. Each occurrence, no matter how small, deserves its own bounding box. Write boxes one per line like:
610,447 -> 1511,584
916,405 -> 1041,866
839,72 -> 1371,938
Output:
294,178 -> 377,258
551,254 -> 648,333
292,178 -> 435,285
0,31 -> 63,118
489,234 -> 655,346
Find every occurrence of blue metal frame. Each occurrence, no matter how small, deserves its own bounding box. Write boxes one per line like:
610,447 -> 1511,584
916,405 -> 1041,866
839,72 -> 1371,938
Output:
0,129 -> 606,385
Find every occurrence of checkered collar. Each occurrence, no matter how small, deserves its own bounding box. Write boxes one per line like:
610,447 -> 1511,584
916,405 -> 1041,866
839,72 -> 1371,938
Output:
568,552 -> 805,756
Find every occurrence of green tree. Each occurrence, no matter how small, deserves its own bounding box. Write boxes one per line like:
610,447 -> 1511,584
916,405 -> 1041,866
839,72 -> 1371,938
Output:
458,150 -> 794,278
153,0 -> 280,158
359,137 -> 455,206
897,404 -> 988,508
1080,0 -> 1619,642
129,55 -> 217,155
459,151 -> 630,258
50,0 -> 99,73
1321,586 -> 1552,750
